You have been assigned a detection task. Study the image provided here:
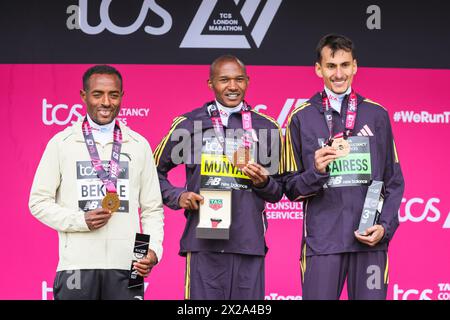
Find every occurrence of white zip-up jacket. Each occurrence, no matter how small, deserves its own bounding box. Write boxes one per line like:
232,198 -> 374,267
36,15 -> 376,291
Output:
29,119 -> 164,271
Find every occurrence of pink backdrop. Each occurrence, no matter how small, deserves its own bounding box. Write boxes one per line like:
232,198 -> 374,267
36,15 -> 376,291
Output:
1,64 -> 449,300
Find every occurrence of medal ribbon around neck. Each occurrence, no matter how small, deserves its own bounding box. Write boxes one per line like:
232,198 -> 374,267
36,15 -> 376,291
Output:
207,101 -> 255,151
82,117 -> 122,198
207,101 -> 255,169
321,89 -> 358,145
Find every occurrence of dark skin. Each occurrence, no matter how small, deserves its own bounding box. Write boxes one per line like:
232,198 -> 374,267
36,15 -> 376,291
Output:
207,59 -> 249,108
178,192 -> 204,211
84,208 -> 112,230
133,250 -> 158,277
241,161 -> 270,188
80,73 -> 123,125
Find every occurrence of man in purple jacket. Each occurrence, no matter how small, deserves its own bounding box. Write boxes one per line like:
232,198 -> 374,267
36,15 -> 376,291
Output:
284,34 -> 404,299
154,55 -> 283,299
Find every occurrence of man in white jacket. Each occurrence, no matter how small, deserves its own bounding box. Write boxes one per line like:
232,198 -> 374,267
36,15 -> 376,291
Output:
29,65 -> 164,300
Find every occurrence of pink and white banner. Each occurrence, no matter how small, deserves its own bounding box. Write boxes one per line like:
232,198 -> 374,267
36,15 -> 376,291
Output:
0,64 -> 448,300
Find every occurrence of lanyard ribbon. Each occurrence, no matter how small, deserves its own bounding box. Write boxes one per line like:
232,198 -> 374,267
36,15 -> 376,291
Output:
82,117 -> 122,194
207,101 -> 255,151
321,89 -> 358,144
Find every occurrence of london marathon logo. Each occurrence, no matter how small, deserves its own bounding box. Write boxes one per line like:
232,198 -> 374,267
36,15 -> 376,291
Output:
68,0 -> 282,49
180,0 -> 283,48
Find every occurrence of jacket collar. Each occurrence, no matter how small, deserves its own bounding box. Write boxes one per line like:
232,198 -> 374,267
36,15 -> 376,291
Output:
182,102 -> 220,130
309,91 -> 365,114
72,117 -> 137,143
194,101 -> 253,127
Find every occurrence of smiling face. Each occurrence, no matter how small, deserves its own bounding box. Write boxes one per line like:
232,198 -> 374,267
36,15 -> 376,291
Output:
80,73 -> 123,125
315,46 -> 357,94
208,59 -> 249,108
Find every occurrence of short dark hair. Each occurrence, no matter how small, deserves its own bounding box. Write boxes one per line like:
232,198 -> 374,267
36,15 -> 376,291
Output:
82,65 -> 123,91
209,55 -> 247,79
316,34 -> 356,63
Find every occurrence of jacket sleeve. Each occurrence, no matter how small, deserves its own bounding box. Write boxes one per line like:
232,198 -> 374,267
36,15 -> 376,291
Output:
283,111 -> 330,201
379,111 -> 405,243
29,136 -> 90,233
154,116 -> 189,210
252,125 -> 284,203
139,139 -> 165,263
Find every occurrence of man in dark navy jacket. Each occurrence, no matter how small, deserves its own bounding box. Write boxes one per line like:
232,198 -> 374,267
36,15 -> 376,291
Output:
284,34 -> 404,299
154,55 -> 283,299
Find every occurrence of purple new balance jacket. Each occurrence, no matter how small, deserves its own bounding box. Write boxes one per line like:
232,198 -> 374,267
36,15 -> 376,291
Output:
155,102 -> 284,257
284,92 -> 405,256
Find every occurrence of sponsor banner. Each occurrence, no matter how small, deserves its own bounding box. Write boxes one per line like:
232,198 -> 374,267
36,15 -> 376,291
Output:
1,1 -> 450,68
393,110 -> 450,124
41,98 -> 150,126
265,293 -> 302,300
1,64 -> 449,299
393,283 -> 450,300
265,195 -> 303,220
399,196 -> 450,229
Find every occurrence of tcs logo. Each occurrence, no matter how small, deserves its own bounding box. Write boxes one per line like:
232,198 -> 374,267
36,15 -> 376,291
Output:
42,98 -> 83,126
399,197 -> 450,228
393,284 -> 432,300
393,284 -> 450,300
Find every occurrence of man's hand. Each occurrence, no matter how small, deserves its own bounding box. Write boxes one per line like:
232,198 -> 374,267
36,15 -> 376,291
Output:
178,192 -> 204,210
314,146 -> 338,173
354,225 -> 385,247
84,208 -> 112,230
133,249 -> 158,278
242,162 -> 270,188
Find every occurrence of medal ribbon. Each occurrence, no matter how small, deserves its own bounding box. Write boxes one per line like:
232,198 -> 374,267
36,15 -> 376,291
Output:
82,117 -> 122,194
207,101 -> 255,151
321,89 -> 358,144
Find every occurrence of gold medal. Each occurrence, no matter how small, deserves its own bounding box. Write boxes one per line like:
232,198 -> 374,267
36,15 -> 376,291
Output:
331,137 -> 350,158
232,147 -> 251,169
102,192 -> 120,213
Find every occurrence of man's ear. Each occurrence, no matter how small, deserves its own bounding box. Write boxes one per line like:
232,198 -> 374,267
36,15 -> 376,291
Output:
353,59 -> 358,75
315,62 -> 323,79
80,89 -> 87,103
207,79 -> 213,90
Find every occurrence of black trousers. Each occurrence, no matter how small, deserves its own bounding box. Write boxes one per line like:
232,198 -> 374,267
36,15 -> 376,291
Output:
186,252 -> 265,300
53,269 -> 144,300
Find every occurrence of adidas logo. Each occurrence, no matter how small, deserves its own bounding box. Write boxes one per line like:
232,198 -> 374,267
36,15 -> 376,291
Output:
356,125 -> 374,137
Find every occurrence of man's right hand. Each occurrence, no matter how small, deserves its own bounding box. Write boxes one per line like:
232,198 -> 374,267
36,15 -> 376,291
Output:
178,192 -> 204,210
84,208 -> 112,230
314,146 -> 338,173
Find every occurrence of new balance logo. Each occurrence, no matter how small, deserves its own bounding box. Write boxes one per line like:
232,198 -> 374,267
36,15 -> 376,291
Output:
205,177 -> 222,186
357,125 -> 374,137
180,0 -> 282,48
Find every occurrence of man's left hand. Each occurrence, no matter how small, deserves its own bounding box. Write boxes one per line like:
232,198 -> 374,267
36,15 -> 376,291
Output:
354,225 -> 385,247
133,249 -> 158,278
242,162 -> 269,188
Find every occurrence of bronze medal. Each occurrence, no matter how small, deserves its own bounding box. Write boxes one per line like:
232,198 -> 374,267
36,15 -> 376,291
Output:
102,192 -> 120,213
331,137 -> 350,158
232,147 -> 251,169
